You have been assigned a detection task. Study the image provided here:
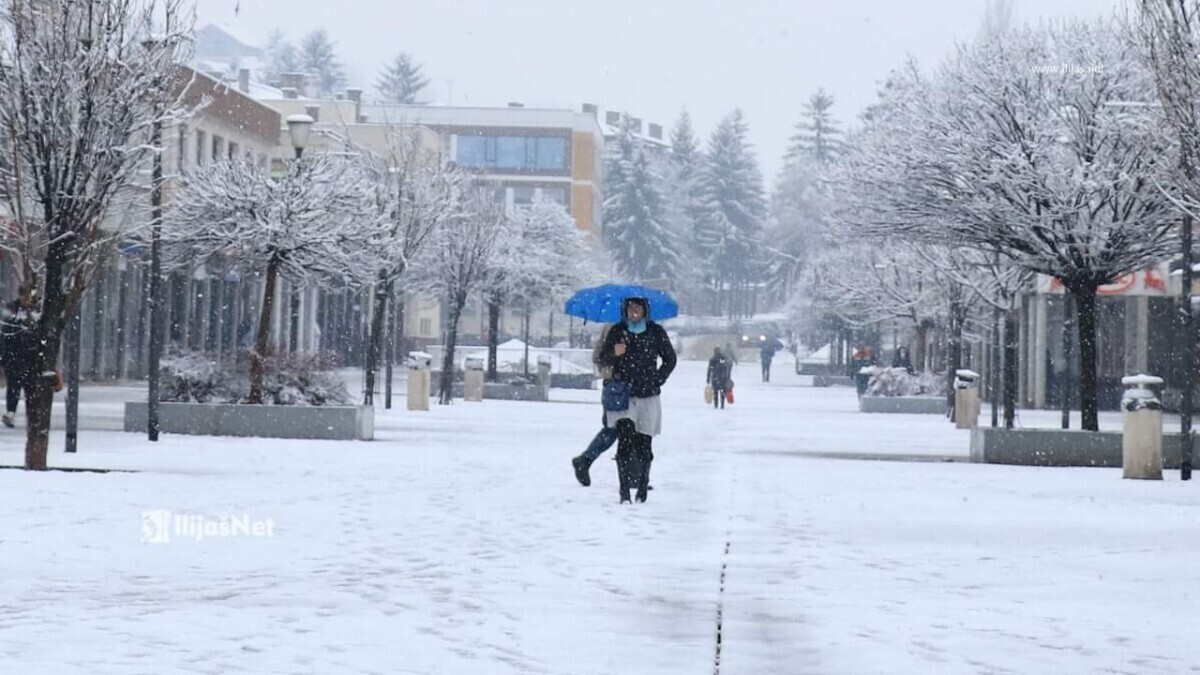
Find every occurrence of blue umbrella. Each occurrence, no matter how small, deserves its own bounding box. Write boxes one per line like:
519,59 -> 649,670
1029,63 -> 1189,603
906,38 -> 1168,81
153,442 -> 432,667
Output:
563,284 -> 679,323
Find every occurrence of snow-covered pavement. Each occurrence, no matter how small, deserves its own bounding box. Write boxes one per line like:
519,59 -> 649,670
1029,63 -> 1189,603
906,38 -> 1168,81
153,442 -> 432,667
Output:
2,358 -> 1199,674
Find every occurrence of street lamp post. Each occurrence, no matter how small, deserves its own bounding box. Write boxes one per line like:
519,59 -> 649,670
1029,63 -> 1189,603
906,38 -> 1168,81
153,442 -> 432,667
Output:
284,115 -> 312,355
1181,214 -> 1194,481
147,119 -> 164,441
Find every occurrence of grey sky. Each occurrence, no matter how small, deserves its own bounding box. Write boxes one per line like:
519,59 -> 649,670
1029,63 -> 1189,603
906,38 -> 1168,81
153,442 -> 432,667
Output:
196,0 -> 1117,179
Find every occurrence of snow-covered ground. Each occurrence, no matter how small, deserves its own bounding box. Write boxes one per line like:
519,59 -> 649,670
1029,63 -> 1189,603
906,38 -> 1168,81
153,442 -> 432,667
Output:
2,355 -> 1199,674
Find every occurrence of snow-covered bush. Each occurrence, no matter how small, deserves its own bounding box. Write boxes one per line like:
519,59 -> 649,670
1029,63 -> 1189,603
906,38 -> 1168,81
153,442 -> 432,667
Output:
866,367 -> 947,398
159,350 -> 351,406
160,351 -> 231,403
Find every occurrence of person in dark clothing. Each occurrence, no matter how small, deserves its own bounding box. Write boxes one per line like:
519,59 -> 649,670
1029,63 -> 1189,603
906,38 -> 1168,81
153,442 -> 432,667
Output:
1,286 -> 36,428
759,338 -> 782,383
707,347 -> 733,410
572,325 -> 617,487
597,297 -> 676,504
850,344 -> 876,399
892,346 -> 915,375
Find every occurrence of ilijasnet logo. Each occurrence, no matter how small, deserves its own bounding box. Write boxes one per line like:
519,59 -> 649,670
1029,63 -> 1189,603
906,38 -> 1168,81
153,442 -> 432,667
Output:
141,510 -> 276,543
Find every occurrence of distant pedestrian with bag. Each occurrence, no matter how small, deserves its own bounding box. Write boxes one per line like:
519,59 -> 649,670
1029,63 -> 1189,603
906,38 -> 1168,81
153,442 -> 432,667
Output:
706,347 -> 733,410
597,297 -> 676,503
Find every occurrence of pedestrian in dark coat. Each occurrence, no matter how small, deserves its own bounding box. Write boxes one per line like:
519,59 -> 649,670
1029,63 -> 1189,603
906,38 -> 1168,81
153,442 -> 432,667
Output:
707,347 -> 733,410
892,346 -> 915,375
597,297 -> 676,503
1,287 -> 36,427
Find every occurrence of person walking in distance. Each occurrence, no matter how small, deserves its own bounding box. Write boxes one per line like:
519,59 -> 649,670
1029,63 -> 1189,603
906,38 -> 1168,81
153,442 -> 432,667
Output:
707,347 -> 733,410
597,297 -> 676,503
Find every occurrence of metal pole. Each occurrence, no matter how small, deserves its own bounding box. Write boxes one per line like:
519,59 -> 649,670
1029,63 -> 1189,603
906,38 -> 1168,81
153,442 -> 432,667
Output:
64,303 -> 81,453
1061,294 -> 1073,429
1182,214 -> 1194,481
147,119 -> 164,442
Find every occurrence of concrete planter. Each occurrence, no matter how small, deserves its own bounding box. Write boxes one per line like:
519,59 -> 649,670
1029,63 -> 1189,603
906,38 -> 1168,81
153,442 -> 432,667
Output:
124,401 -> 374,440
859,395 -> 946,414
969,427 -> 1193,468
813,375 -> 855,388
448,382 -> 550,402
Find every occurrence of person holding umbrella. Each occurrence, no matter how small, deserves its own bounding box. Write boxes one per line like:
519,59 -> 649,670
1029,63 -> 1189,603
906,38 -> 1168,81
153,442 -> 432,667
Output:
596,296 -> 676,503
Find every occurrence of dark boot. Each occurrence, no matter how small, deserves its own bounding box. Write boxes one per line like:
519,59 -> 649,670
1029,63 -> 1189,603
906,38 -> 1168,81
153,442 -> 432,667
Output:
571,455 -> 591,487
634,436 -> 652,503
615,420 -> 636,503
617,457 -> 633,503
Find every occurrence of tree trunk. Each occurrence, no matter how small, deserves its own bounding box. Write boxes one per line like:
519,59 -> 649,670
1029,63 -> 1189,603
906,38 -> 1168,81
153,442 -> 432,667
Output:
384,283 -> 398,409
26,241 -> 72,470
990,306 -> 1000,428
522,307 -> 531,376
915,324 -> 929,373
115,263 -> 128,380
1072,285 -> 1100,432
946,301 -> 963,421
1003,308 -> 1019,429
486,294 -> 501,382
437,294 -> 466,405
249,257 -> 280,405
363,271 -> 390,405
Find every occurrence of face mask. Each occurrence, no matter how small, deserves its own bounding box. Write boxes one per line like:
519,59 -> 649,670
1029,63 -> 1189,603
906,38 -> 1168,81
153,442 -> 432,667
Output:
626,319 -> 647,334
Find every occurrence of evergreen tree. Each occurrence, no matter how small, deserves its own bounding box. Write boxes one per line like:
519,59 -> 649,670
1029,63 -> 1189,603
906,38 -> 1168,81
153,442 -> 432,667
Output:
768,90 -> 844,307
603,115 -> 681,283
669,110 -> 700,180
784,88 -> 843,165
662,110 -> 708,303
298,28 -> 346,97
263,29 -> 298,88
697,109 -> 768,316
376,52 -> 430,104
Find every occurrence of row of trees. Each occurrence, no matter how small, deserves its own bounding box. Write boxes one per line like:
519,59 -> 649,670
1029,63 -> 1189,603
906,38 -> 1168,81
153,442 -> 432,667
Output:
797,8 -> 1200,432
603,90 -> 842,318
262,28 -> 430,103
164,130 -> 593,407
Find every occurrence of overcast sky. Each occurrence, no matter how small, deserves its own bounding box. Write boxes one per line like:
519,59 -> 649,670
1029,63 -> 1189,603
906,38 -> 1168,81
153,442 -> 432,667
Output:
195,0 -> 1118,179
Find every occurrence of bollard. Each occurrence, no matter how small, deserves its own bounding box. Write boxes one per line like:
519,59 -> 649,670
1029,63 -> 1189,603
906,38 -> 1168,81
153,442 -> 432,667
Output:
407,351 -> 432,411
464,356 -> 484,402
536,354 -> 552,390
954,369 -> 981,429
1121,374 -> 1163,480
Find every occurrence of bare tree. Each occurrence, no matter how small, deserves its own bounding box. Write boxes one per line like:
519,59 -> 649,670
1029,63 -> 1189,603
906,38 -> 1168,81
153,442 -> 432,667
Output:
0,0 -> 192,469
413,189 -> 506,405
360,131 -> 461,405
163,155 -> 381,404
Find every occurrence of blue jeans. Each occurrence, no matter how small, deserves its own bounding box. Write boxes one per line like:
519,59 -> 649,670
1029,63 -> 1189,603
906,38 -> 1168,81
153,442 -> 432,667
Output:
581,411 -> 618,464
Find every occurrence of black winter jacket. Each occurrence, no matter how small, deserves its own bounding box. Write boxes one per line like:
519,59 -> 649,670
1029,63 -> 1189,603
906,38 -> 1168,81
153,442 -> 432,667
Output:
707,355 -> 732,389
0,300 -> 34,376
598,320 -> 676,399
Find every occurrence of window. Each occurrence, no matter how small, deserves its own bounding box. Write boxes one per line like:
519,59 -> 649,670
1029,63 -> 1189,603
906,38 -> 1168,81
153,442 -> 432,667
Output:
540,187 -> 567,205
228,141 -> 239,161
495,136 -> 525,169
535,138 -> 566,170
419,317 -> 432,336
513,186 -> 536,208
457,136 -> 489,166
212,135 -> 225,163
176,124 -> 188,170
455,134 -> 568,171
195,130 -> 207,165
